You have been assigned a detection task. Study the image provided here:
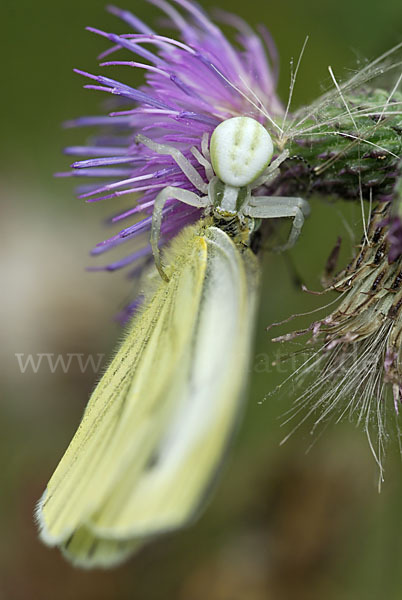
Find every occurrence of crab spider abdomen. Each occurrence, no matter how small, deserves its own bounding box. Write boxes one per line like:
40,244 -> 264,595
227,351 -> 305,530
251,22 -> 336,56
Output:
210,117 -> 274,187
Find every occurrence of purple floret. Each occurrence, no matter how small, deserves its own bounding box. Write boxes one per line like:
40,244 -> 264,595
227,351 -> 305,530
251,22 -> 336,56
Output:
61,0 -> 283,277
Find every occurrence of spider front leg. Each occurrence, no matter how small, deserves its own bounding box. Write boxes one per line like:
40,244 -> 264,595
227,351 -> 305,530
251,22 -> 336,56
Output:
244,196 -> 310,251
251,150 -> 290,189
191,145 -> 214,181
136,134 -> 208,194
151,186 -> 209,281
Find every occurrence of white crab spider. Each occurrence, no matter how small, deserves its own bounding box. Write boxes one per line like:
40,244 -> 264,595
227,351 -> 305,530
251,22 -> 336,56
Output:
136,116 -> 310,281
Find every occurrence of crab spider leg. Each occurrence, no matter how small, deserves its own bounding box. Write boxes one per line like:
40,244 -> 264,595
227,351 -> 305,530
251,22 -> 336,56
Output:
251,150 -> 289,189
244,196 -> 310,251
191,146 -> 214,181
201,132 -> 211,161
136,134 -> 208,194
151,186 -> 209,281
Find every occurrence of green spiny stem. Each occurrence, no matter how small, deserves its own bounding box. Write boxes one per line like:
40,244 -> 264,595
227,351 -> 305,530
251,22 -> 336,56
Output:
274,89 -> 402,202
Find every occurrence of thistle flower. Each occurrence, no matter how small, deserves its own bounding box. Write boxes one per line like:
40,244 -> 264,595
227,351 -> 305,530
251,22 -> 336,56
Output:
61,1 -> 402,286
272,203 -> 402,481
61,0 -> 282,297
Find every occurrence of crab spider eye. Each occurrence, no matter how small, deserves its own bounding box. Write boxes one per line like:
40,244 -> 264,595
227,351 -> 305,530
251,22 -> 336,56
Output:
210,116 -> 274,187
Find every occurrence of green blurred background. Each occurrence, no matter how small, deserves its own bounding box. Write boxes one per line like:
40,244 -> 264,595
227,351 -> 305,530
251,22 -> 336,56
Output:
2,0 -> 402,598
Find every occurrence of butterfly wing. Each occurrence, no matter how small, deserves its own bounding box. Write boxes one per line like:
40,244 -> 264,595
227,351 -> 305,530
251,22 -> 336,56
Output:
60,525 -> 141,569
37,225 -> 208,544
87,226 -> 260,540
37,223 -> 260,567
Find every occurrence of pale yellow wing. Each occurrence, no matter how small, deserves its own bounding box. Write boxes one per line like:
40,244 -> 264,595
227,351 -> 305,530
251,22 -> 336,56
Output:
37,223 -> 260,569
37,224 -> 208,547
87,226 -> 260,539
60,525 -> 141,569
